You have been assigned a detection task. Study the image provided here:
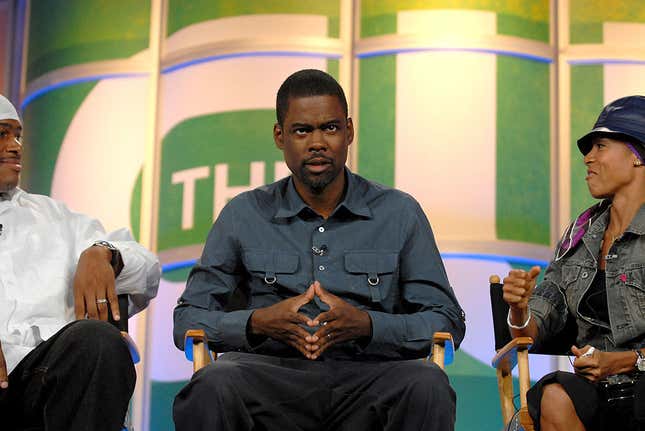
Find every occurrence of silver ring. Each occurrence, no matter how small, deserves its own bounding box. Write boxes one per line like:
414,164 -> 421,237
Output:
96,298 -> 108,304
581,346 -> 596,357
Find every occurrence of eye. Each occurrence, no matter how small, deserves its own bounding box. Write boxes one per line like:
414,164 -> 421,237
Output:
293,126 -> 314,136
324,124 -> 338,132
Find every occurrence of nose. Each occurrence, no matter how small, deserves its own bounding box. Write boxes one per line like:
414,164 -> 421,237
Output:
583,147 -> 595,165
309,129 -> 327,152
3,135 -> 22,155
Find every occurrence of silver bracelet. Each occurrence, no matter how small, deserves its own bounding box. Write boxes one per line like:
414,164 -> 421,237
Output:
507,309 -> 531,329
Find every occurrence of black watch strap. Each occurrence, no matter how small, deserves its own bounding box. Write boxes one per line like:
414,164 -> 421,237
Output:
634,349 -> 645,372
92,240 -> 124,277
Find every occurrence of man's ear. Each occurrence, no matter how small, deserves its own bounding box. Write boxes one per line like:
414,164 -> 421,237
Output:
346,117 -> 354,146
273,123 -> 284,150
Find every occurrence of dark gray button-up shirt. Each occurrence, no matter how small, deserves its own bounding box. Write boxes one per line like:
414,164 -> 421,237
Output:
174,169 -> 465,360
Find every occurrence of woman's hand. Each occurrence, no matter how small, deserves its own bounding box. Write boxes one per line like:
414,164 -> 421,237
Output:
572,345 -> 637,382
503,266 -> 541,324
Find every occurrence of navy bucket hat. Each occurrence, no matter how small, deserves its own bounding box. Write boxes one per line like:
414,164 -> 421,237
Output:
577,95 -> 645,162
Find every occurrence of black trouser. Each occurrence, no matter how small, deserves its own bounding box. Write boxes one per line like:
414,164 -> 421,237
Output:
174,351 -> 456,431
0,320 -> 136,431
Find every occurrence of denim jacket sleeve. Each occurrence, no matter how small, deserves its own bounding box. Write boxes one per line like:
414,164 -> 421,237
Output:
529,252 -> 569,350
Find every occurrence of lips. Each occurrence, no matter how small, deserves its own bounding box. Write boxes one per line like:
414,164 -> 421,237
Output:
0,157 -> 22,172
305,156 -> 332,165
303,156 -> 332,174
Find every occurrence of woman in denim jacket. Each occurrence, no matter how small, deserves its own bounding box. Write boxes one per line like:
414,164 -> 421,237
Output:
503,95 -> 645,431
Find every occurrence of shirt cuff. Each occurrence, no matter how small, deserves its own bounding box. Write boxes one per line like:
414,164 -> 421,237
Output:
365,310 -> 404,347
528,295 -> 552,329
218,309 -> 256,350
245,311 -> 268,347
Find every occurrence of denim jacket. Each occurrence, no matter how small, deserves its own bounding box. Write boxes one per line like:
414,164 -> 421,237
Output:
530,201 -> 645,352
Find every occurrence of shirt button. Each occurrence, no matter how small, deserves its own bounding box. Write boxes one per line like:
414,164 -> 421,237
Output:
318,226 -> 325,233
319,265 -> 325,271
581,271 -> 588,279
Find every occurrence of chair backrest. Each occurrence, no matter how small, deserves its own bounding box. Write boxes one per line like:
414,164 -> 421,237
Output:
489,276 -> 577,355
489,276 -> 513,351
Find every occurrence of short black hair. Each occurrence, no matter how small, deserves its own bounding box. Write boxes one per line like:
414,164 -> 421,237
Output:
276,69 -> 348,126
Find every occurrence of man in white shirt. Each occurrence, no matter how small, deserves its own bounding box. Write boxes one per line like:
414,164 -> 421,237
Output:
0,95 -> 160,430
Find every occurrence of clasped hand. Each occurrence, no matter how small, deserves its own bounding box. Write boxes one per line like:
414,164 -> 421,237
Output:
249,281 -> 371,360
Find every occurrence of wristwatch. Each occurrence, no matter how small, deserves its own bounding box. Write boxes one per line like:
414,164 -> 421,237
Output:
92,240 -> 124,277
634,349 -> 645,372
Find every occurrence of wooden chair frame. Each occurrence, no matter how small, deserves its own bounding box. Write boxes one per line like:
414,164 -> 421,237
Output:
489,274 -> 536,431
491,335 -> 534,430
184,329 -> 455,372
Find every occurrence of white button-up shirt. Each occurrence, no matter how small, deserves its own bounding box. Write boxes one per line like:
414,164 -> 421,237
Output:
0,188 -> 160,373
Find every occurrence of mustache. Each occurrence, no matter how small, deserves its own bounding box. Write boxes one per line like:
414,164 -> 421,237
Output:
303,155 -> 334,164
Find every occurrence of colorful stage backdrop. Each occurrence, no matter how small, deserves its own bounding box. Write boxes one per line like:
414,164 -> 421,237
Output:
16,1 -> 645,429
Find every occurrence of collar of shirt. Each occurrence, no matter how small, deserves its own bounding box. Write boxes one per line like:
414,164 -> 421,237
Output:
272,168 -> 372,220
626,202 -> 645,236
0,188 -> 19,215
584,200 -> 645,239
0,187 -> 18,201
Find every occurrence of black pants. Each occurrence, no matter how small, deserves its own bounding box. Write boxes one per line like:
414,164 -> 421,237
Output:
174,352 -> 456,431
0,320 -> 136,431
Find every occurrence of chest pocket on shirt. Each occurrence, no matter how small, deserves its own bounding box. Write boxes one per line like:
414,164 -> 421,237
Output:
242,250 -> 299,292
561,264 -> 582,287
624,266 -> 645,318
344,251 -> 399,303
560,264 -> 586,310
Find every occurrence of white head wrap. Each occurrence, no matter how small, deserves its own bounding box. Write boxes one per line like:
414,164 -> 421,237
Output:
0,94 -> 21,124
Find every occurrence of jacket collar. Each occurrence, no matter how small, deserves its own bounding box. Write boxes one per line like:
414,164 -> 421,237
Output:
0,186 -> 20,201
625,203 -> 645,236
585,201 -> 645,237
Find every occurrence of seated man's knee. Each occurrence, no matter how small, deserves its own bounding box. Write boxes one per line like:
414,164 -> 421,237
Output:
60,320 -> 130,361
393,361 -> 454,403
188,360 -> 245,397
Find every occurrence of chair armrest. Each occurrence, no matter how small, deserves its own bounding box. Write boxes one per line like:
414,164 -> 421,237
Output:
491,337 -> 533,373
431,332 -> 454,369
492,336 -> 533,417
120,332 -> 141,364
184,329 -> 215,373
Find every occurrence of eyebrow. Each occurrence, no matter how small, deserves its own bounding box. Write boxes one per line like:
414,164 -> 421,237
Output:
0,122 -> 21,130
290,119 -> 343,129
290,122 -> 313,129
